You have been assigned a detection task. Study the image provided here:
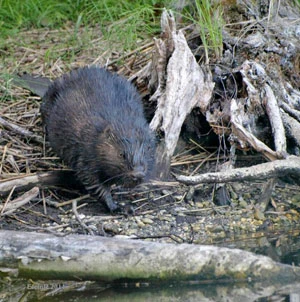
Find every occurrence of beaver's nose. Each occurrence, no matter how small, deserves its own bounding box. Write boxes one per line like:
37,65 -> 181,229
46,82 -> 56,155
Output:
131,166 -> 146,181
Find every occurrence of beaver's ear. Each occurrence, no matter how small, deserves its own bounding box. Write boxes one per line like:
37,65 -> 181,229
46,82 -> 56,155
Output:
93,116 -> 108,132
102,125 -> 115,141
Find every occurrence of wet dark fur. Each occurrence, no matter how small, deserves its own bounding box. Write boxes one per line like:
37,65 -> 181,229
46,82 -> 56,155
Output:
41,66 -> 156,210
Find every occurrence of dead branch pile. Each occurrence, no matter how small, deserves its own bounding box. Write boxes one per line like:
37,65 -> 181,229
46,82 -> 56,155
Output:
134,2 -> 300,183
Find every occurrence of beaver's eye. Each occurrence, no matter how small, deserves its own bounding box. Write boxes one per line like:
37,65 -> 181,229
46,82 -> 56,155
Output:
119,152 -> 126,159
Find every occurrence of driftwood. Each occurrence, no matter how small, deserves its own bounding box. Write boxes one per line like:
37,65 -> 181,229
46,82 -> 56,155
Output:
0,187 -> 39,216
176,155 -> 300,185
147,10 -> 214,178
171,1 -> 300,209
0,170 -> 81,196
228,61 -> 289,161
1,230 -> 300,283
210,1 -> 300,162
132,3 -> 300,186
230,98 -> 280,161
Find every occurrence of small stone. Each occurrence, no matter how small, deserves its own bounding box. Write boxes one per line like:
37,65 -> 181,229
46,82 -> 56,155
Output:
254,208 -> 265,220
239,199 -> 248,208
191,224 -> 202,232
127,229 -> 138,236
135,217 -> 145,228
232,183 -> 243,191
217,231 -> 226,238
291,194 -> 300,203
210,225 -> 224,233
103,223 -> 120,233
87,225 -> 97,232
182,225 -> 190,232
185,186 -> 195,201
174,195 -> 184,201
186,199 -> 194,207
230,190 -> 238,200
159,215 -> 173,222
233,215 -> 242,221
195,202 -> 204,208
243,193 -> 251,199
142,218 -> 154,224
202,201 -> 211,208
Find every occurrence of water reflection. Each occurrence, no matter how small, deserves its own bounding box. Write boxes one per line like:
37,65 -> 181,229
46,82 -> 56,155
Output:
213,228 -> 300,266
5,279 -> 299,302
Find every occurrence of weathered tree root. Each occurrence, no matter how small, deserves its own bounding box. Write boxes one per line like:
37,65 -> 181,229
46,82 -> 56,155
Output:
176,156 -> 300,185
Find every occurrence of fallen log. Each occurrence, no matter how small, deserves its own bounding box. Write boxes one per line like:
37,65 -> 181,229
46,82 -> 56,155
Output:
0,230 -> 299,283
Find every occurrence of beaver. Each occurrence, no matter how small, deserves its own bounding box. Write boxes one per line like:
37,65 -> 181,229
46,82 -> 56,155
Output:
40,66 -> 156,211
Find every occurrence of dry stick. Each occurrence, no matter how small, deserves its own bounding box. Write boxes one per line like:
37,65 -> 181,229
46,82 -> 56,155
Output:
280,102 -> 300,123
0,117 -> 34,137
0,174 -> 40,195
281,111 -> 300,146
0,187 -> 39,216
191,151 -> 217,176
230,99 -> 279,161
72,200 -> 94,236
0,117 -> 43,144
0,185 -> 16,215
257,84 -> 285,209
263,83 -> 287,156
55,194 -> 90,208
0,170 -> 77,196
0,99 -> 27,115
258,178 -> 276,212
107,41 -> 154,67
42,190 -> 47,215
176,156 -> 300,185
0,144 -> 8,175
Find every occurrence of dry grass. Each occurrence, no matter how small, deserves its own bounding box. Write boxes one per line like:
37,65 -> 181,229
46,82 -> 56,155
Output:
2,25 -> 151,76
